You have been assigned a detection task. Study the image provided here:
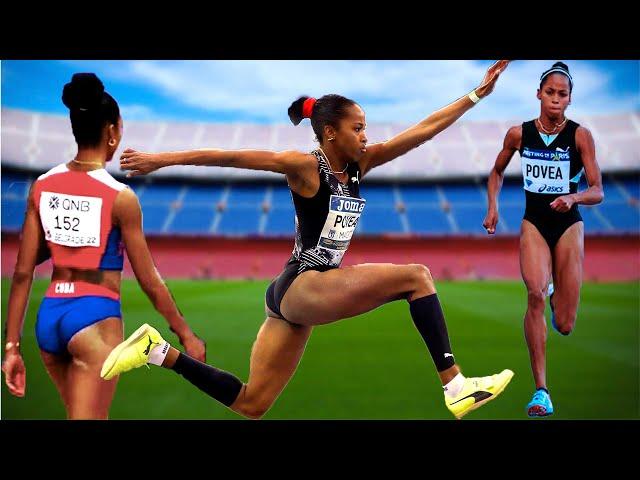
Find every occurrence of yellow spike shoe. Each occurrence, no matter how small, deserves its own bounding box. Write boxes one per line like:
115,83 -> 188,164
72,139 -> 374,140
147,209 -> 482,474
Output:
101,323 -> 165,380
445,369 -> 514,419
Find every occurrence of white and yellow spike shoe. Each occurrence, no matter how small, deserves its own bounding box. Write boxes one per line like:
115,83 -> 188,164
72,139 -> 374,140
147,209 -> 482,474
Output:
101,323 -> 165,380
445,369 -> 514,419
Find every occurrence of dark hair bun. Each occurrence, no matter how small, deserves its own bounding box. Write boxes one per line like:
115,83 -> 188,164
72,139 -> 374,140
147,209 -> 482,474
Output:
62,73 -> 105,111
288,96 -> 310,126
552,61 -> 570,73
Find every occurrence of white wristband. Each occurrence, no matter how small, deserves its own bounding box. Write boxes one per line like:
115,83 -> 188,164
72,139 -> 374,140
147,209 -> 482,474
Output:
468,90 -> 481,104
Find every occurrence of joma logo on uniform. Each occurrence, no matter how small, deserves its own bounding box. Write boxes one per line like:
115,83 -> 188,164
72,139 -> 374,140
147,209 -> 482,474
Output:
336,199 -> 365,213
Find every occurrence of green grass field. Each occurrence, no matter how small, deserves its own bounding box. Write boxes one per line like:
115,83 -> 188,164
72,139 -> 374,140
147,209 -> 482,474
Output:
1,278 -> 638,420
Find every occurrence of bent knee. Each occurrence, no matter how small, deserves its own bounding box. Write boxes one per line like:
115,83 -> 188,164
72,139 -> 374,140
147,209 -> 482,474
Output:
526,289 -> 546,309
233,389 -> 273,420
238,402 -> 270,420
410,264 -> 434,286
555,314 -> 576,336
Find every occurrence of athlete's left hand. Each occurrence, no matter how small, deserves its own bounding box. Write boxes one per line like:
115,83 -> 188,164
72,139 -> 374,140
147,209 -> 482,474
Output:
550,194 -> 576,212
475,60 -> 510,99
180,332 -> 207,362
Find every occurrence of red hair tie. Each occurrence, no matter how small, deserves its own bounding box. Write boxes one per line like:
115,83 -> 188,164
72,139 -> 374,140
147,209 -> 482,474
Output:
302,97 -> 316,119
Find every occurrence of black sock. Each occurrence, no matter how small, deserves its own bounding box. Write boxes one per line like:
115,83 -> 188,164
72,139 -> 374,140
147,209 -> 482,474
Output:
409,293 -> 455,372
537,387 -> 549,394
172,352 -> 243,407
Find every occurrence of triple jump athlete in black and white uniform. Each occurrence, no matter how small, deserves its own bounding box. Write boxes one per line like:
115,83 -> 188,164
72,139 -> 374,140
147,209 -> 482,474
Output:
106,61 -> 515,420
483,62 -> 604,417
265,148 -> 365,320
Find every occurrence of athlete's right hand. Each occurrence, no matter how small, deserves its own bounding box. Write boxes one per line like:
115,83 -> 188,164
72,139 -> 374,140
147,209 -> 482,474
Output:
483,209 -> 499,235
120,148 -> 163,177
2,352 -> 26,397
180,332 -> 207,363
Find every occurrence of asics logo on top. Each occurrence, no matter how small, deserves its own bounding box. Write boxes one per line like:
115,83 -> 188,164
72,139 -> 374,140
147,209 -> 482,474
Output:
537,184 -> 564,193
143,335 -> 160,355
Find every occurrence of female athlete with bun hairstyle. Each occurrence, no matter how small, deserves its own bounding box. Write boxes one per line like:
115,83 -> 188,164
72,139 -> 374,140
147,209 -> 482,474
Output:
102,60 -> 514,420
483,62 -> 603,417
2,73 -> 205,419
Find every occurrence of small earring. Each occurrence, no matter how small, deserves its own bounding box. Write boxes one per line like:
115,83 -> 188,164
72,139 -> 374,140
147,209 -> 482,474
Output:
108,139 -> 116,146
328,137 -> 335,142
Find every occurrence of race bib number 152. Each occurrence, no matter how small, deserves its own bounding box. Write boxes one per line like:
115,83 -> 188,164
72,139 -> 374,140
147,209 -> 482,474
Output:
39,191 -> 102,247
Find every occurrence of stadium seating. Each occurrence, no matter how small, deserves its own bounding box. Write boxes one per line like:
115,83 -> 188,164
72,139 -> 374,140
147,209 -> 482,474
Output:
3,169 -> 637,237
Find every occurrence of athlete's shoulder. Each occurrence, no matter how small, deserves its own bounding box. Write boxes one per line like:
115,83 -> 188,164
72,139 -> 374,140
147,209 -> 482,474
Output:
504,124 -> 523,148
87,169 -> 129,192
279,150 -> 319,178
575,125 -> 595,151
574,124 -> 592,138
36,163 -> 69,181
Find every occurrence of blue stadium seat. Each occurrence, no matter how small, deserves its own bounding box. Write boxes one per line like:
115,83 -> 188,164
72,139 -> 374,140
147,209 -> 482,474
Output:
451,205 -> 488,234
359,206 -> 403,234
265,204 -> 296,236
496,205 -> 523,234
441,184 -> 485,204
2,197 -> 27,231
2,173 -> 30,198
227,184 -> 267,205
499,182 -> 525,206
406,206 -> 451,234
181,184 -> 224,205
271,185 -> 293,207
579,205 -> 608,233
141,205 -> 171,233
216,207 -> 262,236
170,205 -> 217,234
621,178 -> 639,199
138,183 -> 181,206
596,203 -> 639,232
600,179 -> 626,202
2,169 -> 638,237
399,185 -> 440,204
359,184 -> 397,205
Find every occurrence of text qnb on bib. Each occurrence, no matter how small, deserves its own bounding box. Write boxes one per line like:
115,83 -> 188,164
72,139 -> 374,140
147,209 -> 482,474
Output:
39,191 -> 102,247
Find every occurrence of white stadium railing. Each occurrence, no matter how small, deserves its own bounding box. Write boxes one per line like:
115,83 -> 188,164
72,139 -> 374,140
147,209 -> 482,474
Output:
2,108 -> 639,180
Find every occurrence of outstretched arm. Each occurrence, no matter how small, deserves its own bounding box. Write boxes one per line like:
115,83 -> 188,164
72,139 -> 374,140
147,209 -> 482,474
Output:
120,148 -> 311,178
483,126 -> 521,234
114,188 -> 206,361
549,126 -> 603,212
360,60 -> 510,176
2,184 -> 43,397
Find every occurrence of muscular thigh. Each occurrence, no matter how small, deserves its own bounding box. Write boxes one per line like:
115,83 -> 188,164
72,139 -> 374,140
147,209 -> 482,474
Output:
520,219 -> 553,293
67,316 -> 123,363
65,317 -> 123,419
281,263 -> 422,325
552,221 -> 584,306
40,350 -> 71,406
